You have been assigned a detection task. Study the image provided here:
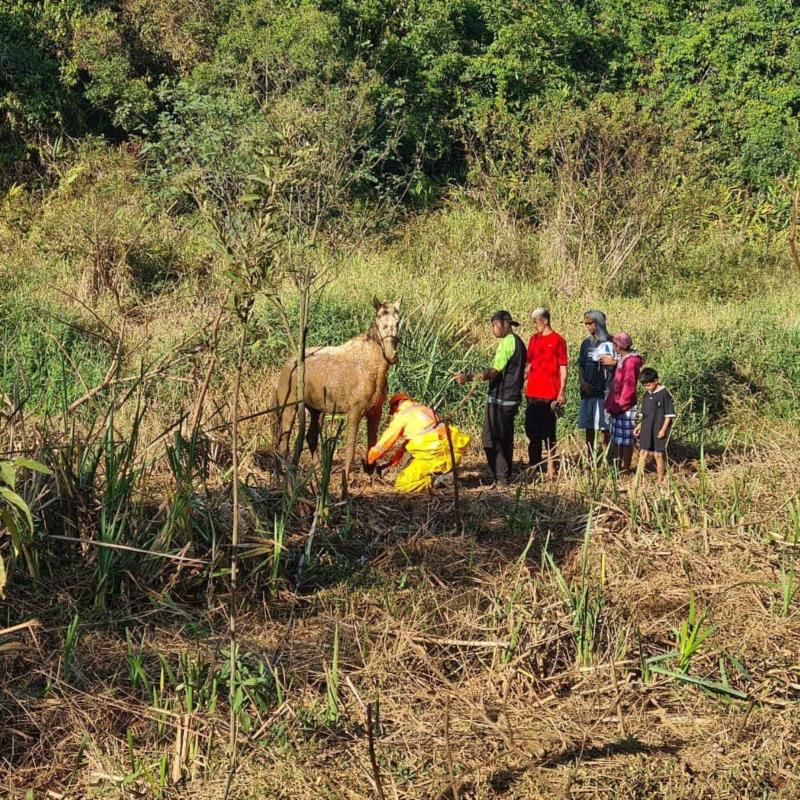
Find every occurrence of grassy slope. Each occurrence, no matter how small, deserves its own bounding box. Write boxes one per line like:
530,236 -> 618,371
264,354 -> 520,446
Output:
2,196 -> 800,798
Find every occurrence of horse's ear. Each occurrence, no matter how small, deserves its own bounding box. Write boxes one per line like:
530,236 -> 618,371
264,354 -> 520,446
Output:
372,296 -> 382,310
392,299 -> 401,311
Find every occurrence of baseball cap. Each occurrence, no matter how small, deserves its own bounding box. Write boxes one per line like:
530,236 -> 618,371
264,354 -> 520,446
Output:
490,310 -> 520,326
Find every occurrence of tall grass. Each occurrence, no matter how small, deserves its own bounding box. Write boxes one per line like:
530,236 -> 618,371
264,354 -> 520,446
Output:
390,300 -> 482,423
543,512 -> 605,667
158,430 -> 210,551
94,408 -> 146,608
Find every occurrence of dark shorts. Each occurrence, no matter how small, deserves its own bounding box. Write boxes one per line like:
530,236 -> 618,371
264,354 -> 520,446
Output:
639,437 -> 668,454
525,398 -> 557,442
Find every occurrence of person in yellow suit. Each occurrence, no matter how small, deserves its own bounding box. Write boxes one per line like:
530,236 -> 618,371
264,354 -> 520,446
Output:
367,393 -> 470,492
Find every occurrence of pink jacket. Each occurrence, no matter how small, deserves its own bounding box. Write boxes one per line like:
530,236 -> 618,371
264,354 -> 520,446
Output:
605,353 -> 643,416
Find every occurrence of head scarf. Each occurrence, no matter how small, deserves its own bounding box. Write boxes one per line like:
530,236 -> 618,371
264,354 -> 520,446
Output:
612,332 -> 632,350
583,310 -> 609,343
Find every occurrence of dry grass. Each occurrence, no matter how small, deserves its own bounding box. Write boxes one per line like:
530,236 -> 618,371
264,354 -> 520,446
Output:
3,422 -> 800,799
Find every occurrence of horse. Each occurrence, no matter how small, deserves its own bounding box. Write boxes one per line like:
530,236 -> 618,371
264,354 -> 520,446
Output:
274,297 -> 400,484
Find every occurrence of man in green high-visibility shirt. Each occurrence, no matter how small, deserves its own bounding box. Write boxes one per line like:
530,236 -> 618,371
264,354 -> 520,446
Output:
455,310 -> 526,485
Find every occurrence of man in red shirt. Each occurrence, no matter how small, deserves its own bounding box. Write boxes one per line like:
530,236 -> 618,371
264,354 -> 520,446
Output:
525,307 -> 568,479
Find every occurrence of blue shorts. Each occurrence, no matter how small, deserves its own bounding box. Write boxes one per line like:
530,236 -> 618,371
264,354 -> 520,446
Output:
578,397 -> 609,431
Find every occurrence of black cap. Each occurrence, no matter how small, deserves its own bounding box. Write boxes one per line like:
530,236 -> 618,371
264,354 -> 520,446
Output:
491,310 -> 519,326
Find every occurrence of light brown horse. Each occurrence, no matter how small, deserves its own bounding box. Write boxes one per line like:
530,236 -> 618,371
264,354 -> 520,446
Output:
274,298 -> 400,484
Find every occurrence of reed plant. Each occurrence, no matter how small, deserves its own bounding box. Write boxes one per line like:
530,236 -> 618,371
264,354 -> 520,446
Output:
158,429 -> 209,551
544,511 -> 605,667
94,408 -> 146,608
61,611 -> 80,682
0,456 -> 51,594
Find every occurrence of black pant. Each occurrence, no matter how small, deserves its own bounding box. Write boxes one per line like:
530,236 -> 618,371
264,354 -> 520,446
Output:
525,398 -> 557,470
482,402 -> 518,482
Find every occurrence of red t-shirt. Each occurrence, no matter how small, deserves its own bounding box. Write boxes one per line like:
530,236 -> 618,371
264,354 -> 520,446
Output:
525,331 -> 568,400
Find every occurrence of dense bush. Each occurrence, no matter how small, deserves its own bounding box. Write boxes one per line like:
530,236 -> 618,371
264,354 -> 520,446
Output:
3,0 -> 799,197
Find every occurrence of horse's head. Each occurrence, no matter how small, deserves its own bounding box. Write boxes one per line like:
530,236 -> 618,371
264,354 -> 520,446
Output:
371,297 -> 400,365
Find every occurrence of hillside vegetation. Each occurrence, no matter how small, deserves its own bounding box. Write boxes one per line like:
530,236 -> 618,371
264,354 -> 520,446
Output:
2,2 -> 800,798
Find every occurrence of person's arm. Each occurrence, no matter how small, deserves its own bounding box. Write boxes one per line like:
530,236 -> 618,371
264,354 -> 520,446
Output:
367,414 -> 404,464
617,361 -> 638,410
658,417 -> 674,440
454,367 -> 499,384
455,335 -> 512,384
524,336 -> 534,383
557,364 -> 568,405
577,342 -> 592,396
556,337 -> 568,404
658,392 -> 677,439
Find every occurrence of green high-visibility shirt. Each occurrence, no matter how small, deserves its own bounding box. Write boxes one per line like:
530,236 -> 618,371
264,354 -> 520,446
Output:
492,333 -> 517,372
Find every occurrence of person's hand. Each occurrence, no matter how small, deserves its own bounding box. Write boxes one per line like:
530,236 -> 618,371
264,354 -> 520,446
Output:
599,355 -> 617,366
454,372 -> 469,385
633,425 -> 641,437
657,428 -> 668,440
556,392 -> 566,406
580,380 -> 592,396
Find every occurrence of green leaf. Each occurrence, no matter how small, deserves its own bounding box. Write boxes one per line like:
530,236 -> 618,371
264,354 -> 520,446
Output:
11,457 -> 52,476
0,487 -> 33,533
0,462 -> 16,488
649,665 -> 749,700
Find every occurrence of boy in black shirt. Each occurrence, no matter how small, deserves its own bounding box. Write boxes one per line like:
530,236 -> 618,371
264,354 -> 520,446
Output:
634,368 -> 676,482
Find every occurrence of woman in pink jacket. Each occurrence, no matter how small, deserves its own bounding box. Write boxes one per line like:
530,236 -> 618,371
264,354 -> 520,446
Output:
604,333 -> 643,474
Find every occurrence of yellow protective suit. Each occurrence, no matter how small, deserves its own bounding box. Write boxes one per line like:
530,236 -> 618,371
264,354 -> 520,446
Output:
367,399 -> 470,492
394,424 -> 470,492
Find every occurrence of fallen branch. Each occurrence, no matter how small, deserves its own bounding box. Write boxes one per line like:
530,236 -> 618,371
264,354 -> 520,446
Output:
45,535 -> 209,566
0,619 -> 40,638
366,702 -> 387,800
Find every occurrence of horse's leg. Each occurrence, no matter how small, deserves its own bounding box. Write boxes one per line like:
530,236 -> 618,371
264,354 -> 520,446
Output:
307,408 -> 322,461
342,410 -> 362,490
277,402 -> 297,460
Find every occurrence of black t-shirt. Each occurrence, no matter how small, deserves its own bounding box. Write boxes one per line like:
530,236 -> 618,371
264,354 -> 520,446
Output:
578,337 -> 615,398
639,387 -> 676,447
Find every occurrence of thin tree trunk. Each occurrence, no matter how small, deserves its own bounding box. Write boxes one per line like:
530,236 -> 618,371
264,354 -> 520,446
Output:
291,276 -> 310,466
223,326 -> 246,800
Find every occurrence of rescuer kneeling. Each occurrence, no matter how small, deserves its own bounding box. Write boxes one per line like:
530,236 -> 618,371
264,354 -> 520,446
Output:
366,394 -> 470,492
